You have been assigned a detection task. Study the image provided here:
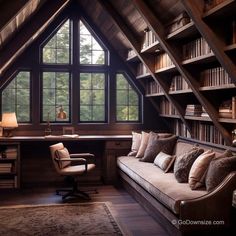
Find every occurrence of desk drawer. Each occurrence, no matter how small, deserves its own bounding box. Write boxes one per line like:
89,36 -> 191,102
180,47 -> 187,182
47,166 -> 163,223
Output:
105,141 -> 131,150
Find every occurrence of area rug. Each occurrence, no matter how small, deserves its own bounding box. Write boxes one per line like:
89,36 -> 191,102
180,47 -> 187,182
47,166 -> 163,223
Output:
0,202 -> 123,236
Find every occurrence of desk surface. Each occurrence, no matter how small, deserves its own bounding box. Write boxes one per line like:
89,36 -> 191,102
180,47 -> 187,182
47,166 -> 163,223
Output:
0,135 -> 132,142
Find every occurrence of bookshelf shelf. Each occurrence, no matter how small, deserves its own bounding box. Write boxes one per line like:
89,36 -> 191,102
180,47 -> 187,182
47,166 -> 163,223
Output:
224,43 -> 236,52
146,93 -> 164,97
141,41 -> 161,54
199,84 -> 235,91
203,0 -> 236,19
155,65 -> 176,74
126,54 -> 139,62
159,114 -> 180,119
166,21 -> 197,40
169,89 -> 192,95
182,52 -> 215,65
219,118 -> 236,124
136,73 -> 151,79
184,115 -> 212,122
0,142 -> 20,189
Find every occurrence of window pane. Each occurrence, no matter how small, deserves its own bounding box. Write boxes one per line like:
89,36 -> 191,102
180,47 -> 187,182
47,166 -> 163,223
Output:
42,72 -> 70,122
42,20 -> 70,64
116,73 -> 140,122
80,21 -> 105,65
79,73 -> 106,122
1,71 -> 31,122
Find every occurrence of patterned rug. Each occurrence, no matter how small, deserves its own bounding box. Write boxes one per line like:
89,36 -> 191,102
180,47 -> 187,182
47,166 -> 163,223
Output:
0,202 -> 123,236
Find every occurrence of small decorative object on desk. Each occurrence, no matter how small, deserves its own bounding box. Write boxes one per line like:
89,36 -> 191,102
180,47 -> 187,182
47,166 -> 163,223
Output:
233,190 -> 236,208
63,127 -> 74,135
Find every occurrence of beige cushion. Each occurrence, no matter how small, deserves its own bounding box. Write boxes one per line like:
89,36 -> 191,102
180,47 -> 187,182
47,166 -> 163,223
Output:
141,134 -> 177,163
154,152 -> 176,172
136,131 -> 150,158
128,131 -> 141,156
189,150 -> 215,190
174,147 -> 204,183
117,156 -> 207,214
55,148 -> 71,168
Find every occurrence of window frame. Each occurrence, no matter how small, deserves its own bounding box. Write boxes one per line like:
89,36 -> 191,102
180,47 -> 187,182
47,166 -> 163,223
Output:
115,72 -> 142,123
1,70 -> 32,123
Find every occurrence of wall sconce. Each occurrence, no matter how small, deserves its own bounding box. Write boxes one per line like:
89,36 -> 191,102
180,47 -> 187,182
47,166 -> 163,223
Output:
1,112 -> 18,137
232,129 -> 236,146
45,105 -> 67,136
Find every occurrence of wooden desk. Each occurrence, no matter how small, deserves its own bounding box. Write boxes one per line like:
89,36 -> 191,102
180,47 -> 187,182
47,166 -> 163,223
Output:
0,135 -> 132,188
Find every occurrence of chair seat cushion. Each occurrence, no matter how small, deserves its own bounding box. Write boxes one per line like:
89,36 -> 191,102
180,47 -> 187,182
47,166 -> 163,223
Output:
60,163 -> 96,175
117,156 -> 207,214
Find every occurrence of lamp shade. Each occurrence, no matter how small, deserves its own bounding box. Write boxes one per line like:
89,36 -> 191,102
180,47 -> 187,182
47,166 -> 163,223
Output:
1,112 -> 18,128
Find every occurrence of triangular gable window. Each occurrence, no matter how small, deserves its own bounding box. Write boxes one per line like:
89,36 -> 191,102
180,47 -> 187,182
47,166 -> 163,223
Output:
80,21 -> 105,65
42,20 -> 71,64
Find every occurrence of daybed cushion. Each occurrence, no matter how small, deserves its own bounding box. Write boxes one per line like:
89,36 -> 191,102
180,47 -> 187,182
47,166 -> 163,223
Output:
117,156 -> 207,214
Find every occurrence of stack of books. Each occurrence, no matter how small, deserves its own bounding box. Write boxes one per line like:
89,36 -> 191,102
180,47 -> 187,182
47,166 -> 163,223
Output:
185,104 -> 202,116
0,163 -> 12,173
219,100 -> 232,118
201,107 -> 210,118
0,178 -> 15,188
4,147 -> 17,159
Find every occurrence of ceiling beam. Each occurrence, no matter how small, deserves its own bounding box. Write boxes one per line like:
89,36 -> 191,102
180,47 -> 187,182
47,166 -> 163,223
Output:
0,0 -> 70,76
132,0 -> 232,145
182,0 -> 236,85
98,0 -> 191,133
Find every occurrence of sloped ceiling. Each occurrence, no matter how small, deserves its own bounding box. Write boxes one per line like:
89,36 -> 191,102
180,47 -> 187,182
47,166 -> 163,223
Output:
0,0 -> 185,76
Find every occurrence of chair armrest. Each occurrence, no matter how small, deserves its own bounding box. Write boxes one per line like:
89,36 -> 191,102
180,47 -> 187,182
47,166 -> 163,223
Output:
56,157 -> 87,162
179,171 -> 236,230
70,153 -> 94,158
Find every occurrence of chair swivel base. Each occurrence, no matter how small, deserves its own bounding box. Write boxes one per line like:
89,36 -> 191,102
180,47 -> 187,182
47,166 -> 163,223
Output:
56,188 -> 91,200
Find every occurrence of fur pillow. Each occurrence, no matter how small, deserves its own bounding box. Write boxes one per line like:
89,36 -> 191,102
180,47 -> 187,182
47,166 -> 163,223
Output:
140,134 -> 177,163
174,147 -> 204,183
205,150 -> 235,191
128,131 -> 141,156
154,151 -> 176,172
135,131 -> 150,158
188,150 -> 215,190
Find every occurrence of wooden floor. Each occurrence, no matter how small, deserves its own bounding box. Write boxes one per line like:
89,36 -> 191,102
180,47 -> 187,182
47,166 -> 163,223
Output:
0,185 -> 169,236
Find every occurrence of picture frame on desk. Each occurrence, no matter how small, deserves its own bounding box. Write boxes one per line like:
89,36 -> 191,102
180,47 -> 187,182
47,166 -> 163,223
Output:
63,127 -> 74,135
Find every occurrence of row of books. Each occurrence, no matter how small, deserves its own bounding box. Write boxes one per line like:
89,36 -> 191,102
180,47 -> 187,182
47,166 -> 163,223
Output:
0,163 -> 13,173
183,37 -> 213,60
127,49 -> 136,59
155,53 -> 174,70
204,0 -> 226,11
172,120 -> 191,138
146,80 -> 163,95
200,67 -> 232,87
160,97 -> 177,115
169,75 -> 190,91
192,122 -> 225,145
142,28 -> 158,50
185,104 -> 202,116
0,177 -> 17,188
137,62 -> 149,77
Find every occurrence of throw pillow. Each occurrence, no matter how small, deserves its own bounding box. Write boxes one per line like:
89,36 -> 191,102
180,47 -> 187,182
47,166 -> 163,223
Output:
128,131 -> 141,156
140,134 -> 177,163
135,131 -> 150,158
174,147 -> 204,183
205,150 -> 235,191
188,149 -> 215,190
154,151 -> 176,172
55,148 -> 71,168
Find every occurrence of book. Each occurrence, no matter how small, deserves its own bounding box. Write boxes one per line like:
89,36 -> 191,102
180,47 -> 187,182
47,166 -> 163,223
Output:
232,96 -> 236,119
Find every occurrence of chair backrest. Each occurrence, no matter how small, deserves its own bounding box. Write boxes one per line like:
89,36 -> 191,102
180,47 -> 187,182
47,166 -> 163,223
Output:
49,142 -> 67,174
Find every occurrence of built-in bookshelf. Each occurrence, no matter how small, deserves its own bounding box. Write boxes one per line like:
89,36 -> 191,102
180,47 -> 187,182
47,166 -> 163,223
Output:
142,28 -> 159,51
0,142 -> 20,189
125,0 -> 236,146
137,62 -> 150,78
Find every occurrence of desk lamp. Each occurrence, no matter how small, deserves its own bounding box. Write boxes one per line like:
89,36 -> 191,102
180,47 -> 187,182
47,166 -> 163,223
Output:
1,112 -> 18,137
45,105 -> 67,136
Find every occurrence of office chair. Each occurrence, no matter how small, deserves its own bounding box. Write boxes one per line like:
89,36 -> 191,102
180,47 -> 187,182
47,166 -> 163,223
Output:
49,142 -> 96,200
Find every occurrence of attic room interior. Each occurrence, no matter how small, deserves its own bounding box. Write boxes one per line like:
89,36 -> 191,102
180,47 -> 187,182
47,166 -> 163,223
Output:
0,0 -> 236,235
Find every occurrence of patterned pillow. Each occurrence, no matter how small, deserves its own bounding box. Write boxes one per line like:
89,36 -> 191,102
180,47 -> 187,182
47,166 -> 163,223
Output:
55,148 -> 71,168
205,150 -> 235,191
188,149 -> 215,190
128,131 -> 141,156
135,131 -> 150,158
140,134 -> 177,163
174,147 -> 204,183
154,151 -> 176,172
